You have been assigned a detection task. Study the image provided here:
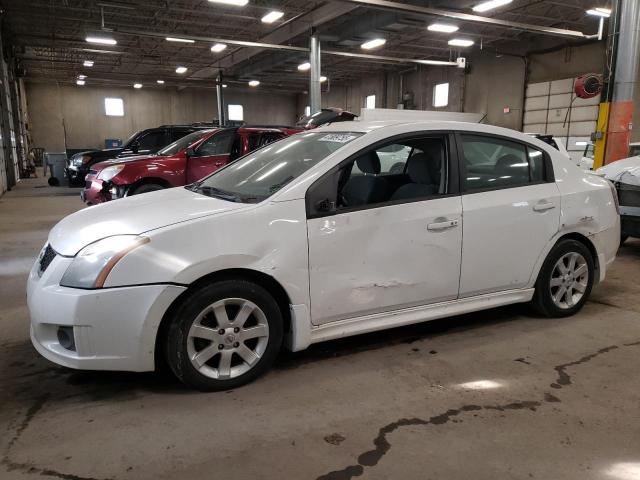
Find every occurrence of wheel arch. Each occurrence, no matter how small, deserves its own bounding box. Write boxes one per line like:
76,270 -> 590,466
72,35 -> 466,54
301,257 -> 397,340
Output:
533,231 -> 600,287
154,268 -> 293,369
126,176 -> 172,195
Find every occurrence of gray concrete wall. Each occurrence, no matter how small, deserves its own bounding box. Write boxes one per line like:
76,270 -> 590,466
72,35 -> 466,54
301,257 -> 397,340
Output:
463,52 -> 527,131
25,82 -> 299,151
527,42 -> 605,84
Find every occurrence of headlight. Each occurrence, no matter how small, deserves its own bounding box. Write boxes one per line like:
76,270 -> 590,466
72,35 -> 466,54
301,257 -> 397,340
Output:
60,235 -> 149,289
72,155 -> 91,166
97,165 -> 125,181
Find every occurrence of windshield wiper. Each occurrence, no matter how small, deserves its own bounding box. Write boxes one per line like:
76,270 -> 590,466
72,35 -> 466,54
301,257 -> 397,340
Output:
194,185 -> 241,202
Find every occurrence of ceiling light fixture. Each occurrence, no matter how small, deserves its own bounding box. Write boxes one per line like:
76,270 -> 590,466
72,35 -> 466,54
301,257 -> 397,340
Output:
261,10 -> 284,23
222,84 -> 228,88
76,79 -> 86,86
85,36 -> 117,45
472,0 -> 513,12
428,23 -> 459,33
175,66 -> 188,74
77,74 -> 87,80
133,83 -> 143,89
248,80 -> 260,87
298,62 -> 311,71
361,38 -> 386,50
448,38 -> 475,47
320,76 -> 327,83
83,60 -> 94,67
157,80 -> 165,84
211,43 -> 228,53
586,7 -> 611,17
166,37 -> 195,43
207,0 -> 249,6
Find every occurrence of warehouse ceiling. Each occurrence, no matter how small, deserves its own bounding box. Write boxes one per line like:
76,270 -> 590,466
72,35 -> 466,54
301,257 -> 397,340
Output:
0,0 -> 607,92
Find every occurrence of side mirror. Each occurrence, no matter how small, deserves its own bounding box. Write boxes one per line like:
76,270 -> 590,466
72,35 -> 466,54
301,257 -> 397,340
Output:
131,141 -> 140,153
185,148 -> 196,158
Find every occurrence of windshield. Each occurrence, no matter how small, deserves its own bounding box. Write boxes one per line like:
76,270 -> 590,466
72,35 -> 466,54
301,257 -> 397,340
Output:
188,131 -> 363,202
157,130 -> 213,156
123,130 -> 142,148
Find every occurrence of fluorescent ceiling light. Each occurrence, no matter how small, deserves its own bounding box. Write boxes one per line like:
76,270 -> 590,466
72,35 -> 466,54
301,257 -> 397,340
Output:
156,80 -> 164,84
85,36 -> 117,45
298,62 -> 311,71
448,38 -> 475,47
586,7 -> 611,17
261,10 -> 284,23
428,23 -> 459,33
248,80 -> 260,87
133,83 -> 142,89
175,66 -> 188,74
83,60 -> 94,67
166,37 -> 195,43
76,79 -> 86,86
473,0 -> 512,12
77,74 -> 87,80
361,38 -> 386,50
222,84 -> 228,88
211,43 -> 227,53
320,76 -> 327,83
208,0 -> 249,6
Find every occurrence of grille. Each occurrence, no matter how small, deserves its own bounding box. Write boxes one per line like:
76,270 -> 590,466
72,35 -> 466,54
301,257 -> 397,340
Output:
39,244 -> 56,274
617,183 -> 640,208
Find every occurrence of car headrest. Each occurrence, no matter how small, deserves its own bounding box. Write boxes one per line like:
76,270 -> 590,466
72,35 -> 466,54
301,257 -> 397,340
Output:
406,153 -> 434,184
356,151 -> 381,174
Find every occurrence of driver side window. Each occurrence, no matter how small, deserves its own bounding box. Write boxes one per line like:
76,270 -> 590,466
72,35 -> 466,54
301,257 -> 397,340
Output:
196,129 -> 236,157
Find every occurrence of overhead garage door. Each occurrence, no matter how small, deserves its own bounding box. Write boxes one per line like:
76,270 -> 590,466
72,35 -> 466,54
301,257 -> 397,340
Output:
523,77 -> 600,164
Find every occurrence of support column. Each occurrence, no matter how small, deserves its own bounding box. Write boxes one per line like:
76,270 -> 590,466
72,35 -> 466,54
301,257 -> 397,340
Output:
309,33 -> 321,115
604,0 -> 640,164
216,73 -> 225,127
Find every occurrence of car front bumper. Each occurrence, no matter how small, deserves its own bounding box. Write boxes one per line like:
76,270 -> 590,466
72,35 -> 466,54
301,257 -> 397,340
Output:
620,206 -> 640,238
27,248 -> 186,372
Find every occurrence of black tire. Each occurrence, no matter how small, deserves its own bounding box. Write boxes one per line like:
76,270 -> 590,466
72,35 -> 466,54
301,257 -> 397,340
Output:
531,239 -> 595,318
130,183 -> 165,195
165,279 -> 283,391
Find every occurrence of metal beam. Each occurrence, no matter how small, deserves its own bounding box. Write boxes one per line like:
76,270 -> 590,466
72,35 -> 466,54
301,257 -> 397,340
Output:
310,35 -> 321,114
338,0 -> 590,38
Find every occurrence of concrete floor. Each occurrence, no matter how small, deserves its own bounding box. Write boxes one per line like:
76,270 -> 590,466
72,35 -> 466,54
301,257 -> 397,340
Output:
1,176 -> 640,480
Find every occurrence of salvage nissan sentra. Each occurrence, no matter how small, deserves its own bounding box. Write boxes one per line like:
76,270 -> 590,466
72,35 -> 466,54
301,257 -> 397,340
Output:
28,120 -> 620,391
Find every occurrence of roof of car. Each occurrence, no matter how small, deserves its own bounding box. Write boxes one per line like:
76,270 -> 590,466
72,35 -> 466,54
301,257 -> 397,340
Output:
313,119 -> 485,133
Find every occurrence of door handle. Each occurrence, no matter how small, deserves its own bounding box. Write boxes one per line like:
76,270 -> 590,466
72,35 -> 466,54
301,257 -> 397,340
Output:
427,219 -> 459,231
533,201 -> 556,212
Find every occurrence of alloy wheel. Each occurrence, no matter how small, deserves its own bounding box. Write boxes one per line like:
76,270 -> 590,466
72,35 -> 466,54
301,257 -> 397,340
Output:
186,298 -> 269,380
549,252 -> 589,310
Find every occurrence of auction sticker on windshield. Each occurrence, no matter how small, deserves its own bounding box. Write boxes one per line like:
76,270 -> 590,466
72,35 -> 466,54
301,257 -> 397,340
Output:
319,134 -> 358,143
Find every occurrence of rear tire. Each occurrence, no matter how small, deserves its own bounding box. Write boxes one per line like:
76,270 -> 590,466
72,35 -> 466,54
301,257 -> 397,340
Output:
165,279 -> 283,391
531,239 -> 595,318
130,183 -> 165,195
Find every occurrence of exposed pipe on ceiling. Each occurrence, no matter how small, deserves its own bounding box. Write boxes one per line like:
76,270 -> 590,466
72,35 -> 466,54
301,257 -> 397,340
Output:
337,0 -> 593,39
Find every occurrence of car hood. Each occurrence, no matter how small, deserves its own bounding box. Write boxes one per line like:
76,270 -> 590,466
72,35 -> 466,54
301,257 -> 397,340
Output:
596,156 -> 640,186
49,187 -> 249,256
91,154 -> 161,171
73,148 -> 124,159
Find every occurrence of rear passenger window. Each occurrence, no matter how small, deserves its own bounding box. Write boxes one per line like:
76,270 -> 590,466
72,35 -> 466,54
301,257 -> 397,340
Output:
461,135 -> 538,190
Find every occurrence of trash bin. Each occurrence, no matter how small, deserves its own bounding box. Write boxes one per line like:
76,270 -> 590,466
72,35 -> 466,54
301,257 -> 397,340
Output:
45,152 -> 69,187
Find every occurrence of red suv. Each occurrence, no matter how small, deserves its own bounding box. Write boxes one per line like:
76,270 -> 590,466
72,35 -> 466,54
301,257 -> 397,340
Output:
82,127 -> 299,205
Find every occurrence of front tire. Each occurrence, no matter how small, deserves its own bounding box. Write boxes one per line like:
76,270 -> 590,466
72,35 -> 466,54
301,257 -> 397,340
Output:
165,280 -> 283,391
532,239 -> 595,318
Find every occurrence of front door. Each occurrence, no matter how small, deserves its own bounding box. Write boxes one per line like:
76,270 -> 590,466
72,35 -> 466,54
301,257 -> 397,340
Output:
186,129 -> 236,183
306,133 -> 463,325
457,133 -> 561,297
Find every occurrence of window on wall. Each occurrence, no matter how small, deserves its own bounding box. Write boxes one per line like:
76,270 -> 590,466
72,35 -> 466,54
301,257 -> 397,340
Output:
228,104 -> 244,121
365,94 -> 376,109
305,105 -> 311,117
433,83 -> 449,108
104,97 -> 124,116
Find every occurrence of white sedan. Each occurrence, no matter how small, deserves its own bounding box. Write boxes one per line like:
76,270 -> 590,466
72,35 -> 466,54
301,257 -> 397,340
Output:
28,120 -> 620,390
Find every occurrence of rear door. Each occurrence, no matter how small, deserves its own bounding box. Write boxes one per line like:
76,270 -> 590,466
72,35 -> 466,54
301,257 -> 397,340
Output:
457,132 -> 561,297
186,129 -> 236,183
